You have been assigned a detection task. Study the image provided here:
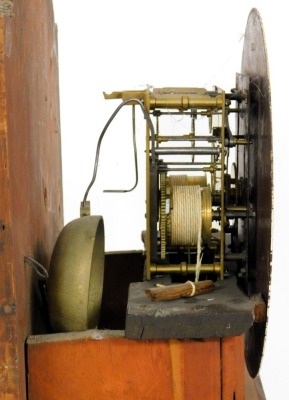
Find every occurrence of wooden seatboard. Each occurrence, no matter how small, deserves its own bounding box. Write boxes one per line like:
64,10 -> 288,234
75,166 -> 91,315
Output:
126,277 -> 255,339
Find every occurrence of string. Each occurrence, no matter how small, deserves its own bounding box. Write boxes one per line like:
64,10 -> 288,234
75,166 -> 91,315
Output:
24,256 -> 49,280
170,184 -> 202,281
202,33 -> 245,89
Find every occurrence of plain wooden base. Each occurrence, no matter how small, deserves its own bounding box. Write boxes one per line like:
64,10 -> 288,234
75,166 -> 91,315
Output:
26,330 -> 264,400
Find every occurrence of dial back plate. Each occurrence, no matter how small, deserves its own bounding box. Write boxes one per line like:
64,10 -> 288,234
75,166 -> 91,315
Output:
237,8 -> 272,377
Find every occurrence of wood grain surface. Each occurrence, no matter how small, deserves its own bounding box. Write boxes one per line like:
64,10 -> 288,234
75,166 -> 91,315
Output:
27,331 -> 221,400
0,2 -> 63,398
25,330 -> 264,400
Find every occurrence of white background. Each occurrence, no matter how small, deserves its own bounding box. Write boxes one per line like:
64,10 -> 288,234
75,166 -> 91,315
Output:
52,1 -> 289,398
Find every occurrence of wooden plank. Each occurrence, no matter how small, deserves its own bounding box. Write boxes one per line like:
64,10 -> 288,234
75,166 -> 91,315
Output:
27,330 -> 221,400
0,1 -> 63,398
27,330 -> 265,399
221,335 -> 245,399
126,277 -> 255,339
0,16 -> 20,399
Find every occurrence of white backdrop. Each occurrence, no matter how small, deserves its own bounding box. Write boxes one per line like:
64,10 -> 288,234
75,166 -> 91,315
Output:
52,1 -> 289,398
